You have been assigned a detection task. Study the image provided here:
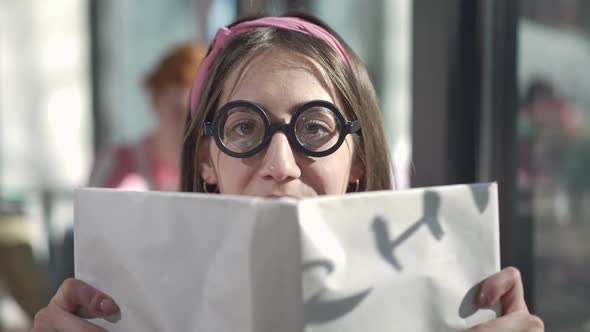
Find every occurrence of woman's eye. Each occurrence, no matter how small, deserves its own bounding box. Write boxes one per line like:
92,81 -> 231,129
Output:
302,120 -> 331,136
230,120 -> 257,136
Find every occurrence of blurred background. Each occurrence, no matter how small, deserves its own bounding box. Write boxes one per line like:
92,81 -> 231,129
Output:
0,0 -> 588,331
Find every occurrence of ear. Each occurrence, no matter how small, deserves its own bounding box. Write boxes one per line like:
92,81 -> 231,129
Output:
349,154 -> 365,185
198,136 -> 218,185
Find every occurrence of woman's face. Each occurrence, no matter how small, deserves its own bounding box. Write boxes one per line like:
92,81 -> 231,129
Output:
152,83 -> 191,134
199,49 -> 363,198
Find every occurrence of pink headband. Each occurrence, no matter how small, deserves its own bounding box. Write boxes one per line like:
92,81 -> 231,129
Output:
189,16 -> 351,114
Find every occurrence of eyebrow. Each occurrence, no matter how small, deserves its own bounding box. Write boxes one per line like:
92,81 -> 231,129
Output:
229,99 -> 314,121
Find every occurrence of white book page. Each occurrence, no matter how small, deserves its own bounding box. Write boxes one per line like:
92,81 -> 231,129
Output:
299,183 -> 500,331
75,190 -> 299,332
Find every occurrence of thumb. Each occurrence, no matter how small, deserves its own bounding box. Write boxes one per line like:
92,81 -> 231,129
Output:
51,278 -> 118,317
477,267 -> 528,315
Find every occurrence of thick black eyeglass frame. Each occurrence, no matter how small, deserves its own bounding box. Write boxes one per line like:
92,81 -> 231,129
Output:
203,100 -> 360,158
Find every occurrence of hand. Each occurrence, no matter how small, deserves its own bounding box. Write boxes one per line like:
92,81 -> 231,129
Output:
465,267 -> 544,332
31,278 -> 118,332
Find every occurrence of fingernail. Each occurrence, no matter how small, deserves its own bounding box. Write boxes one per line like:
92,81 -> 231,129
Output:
476,292 -> 488,307
99,298 -> 119,315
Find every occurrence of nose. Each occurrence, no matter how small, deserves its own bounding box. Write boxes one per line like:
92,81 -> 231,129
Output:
258,132 -> 301,182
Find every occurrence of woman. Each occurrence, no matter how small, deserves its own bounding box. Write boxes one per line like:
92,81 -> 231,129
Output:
89,42 -> 207,191
32,13 -> 544,331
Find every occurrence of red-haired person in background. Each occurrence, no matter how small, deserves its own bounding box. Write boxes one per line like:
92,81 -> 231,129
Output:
89,43 -> 207,191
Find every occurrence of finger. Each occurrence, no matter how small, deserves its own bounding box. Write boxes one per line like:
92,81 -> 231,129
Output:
32,305 -> 108,332
463,311 -> 544,332
477,267 -> 528,314
49,304 -> 109,332
51,278 -> 118,317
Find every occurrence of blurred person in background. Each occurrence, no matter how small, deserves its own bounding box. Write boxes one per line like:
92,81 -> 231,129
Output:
518,79 -> 580,224
519,81 -> 576,181
89,42 -> 208,191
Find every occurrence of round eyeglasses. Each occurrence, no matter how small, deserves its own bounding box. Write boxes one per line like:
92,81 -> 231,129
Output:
203,100 -> 361,158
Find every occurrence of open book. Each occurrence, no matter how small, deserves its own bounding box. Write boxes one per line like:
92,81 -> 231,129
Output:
74,183 -> 500,331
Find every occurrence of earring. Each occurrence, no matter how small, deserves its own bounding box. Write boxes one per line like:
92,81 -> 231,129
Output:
348,179 -> 360,192
202,181 -> 218,193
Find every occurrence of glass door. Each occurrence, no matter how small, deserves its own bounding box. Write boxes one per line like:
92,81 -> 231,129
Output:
518,0 -> 590,330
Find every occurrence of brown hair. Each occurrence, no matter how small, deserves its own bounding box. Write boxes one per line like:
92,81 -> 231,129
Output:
181,12 -> 392,193
144,42 -> 208,94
